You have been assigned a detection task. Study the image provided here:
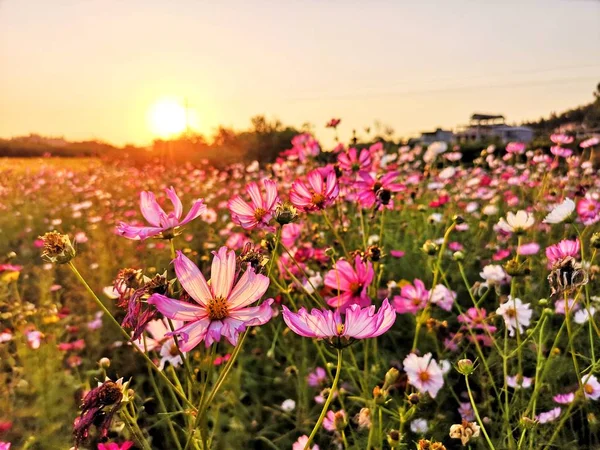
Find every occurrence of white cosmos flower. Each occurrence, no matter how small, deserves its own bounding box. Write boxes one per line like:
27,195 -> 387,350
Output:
482,204 -> 499,216
574,307 -> 596,324
410,418 -> 429,434
281,399 -> 296,412
543,198 -> 575,224
480,264 -> 509,285
496,296 -> 532,337
497,210 -> 535,233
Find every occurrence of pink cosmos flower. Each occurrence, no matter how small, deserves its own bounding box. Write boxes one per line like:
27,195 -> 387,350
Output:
536,407 -> 561,424
584,375 -> 600,400
393,279 -> 429,315
550,133 -> 574,145
323,410 -> 346,432
430,284 -> 456,311
506,142 -> 525,154
0,443 -> 10,450
577,197 -> 600,225
324,255 -> 374,310
281,223 -> 302,248
390,250 -> 405,258
26,330 -> 43,349
403,352 -> 444,398
281,299 -> 396,341
148,247 -> 274,350
293,435 -> 319,450
97,442 -> 134,450
518,242 -> 540,256
580,136 -> 600,148
307,367 -> 327,387
290,169 -> 339,212
553,392 -> 575,404
355,171 -> 404,209
338,148 -> 372,173
227,179 -> 279,230
458,402 -> 475,421
117,187 -> 206,240
457,307 -> 497,334
546,239 -> 580,265
550,146 -> 572,158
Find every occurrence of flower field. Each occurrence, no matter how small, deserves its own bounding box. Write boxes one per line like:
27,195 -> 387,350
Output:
1,133 -> 600,450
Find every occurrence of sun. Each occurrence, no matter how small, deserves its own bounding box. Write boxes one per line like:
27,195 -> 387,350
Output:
148,99 -> 187,137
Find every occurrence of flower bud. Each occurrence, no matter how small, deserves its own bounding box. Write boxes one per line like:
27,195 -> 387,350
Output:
274,202 -> 298,225
387,429 -> 401,447
520,416 -> 538,429
538,298 -> 548,306
373,386 -> 385,404
591,232 -> 600,249
453,215 -> 465,224
39,231 -> 76,264
99,357 -> 111,368
383,367 -> 399,390
408,393 -> 420,405
422,240 -> 439,256
456,359 -> 475,376
453,250 -> 465,261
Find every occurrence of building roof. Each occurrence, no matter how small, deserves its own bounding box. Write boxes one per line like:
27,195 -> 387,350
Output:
470,113 -> 505,121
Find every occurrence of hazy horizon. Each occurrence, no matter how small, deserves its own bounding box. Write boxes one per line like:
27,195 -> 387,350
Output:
1,0 -> 599,147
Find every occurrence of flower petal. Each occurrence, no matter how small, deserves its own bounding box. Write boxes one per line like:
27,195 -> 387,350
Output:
173,251 -> 211,306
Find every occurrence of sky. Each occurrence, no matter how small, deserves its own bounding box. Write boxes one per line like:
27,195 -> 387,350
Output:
1,0 -> 599,146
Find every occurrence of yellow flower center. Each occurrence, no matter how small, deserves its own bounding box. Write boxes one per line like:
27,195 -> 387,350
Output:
207,297 -> 229,320
418,371 -> 431,382
311,192 -> 326,207
254,207 -> 267,221
336,324 -> 345,335
585,383 -> 594,395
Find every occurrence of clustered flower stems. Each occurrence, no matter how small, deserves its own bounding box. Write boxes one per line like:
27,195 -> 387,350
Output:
412,220 -> 457,352
67,261 -> 196,411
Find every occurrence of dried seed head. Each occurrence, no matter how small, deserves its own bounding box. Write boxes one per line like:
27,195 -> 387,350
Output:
39,231 -> 76,264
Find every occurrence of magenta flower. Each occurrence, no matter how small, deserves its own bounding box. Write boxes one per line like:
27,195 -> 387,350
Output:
228,179 -> 279,230
577,197 -> 600,225
550,133 -> 574,145
338,148 -> 372,173
97,443 -> 134,450
117,187 -> 206,240
355,171 -> 404,209
550,146 -> 573,158
392,279 -> 429,315
290,169 -> 339,212
506,142 -> 525,154
581,136 -> 600,148
546,239 -> 580,265
148,247 -> 274,350
281,299 -> 396,343
324,255 -> 374,310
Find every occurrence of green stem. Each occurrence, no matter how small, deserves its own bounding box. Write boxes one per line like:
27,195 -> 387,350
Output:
465,376 -> 496,450
67,261 -> 196,410
304,348 -> 343,450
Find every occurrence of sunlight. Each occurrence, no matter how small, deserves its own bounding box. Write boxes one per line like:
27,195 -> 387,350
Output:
148,98 -> 188,137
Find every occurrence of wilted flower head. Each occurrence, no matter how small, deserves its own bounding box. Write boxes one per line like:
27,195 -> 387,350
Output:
281,299 -> 396,346
117,187 -> 206,240
73,378 -> 129,448
449,420 -> 481,445
148,247 -> 274,350
355,407 -> 372,429
547,256 -> 588,297
323,409 -> 347,432
39,231 -> 76,264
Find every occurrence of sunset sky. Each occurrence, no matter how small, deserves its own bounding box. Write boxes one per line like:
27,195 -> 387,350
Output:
1,0 -> 599,146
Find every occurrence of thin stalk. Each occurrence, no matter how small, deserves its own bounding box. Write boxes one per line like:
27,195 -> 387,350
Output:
304,349 -> 343,450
